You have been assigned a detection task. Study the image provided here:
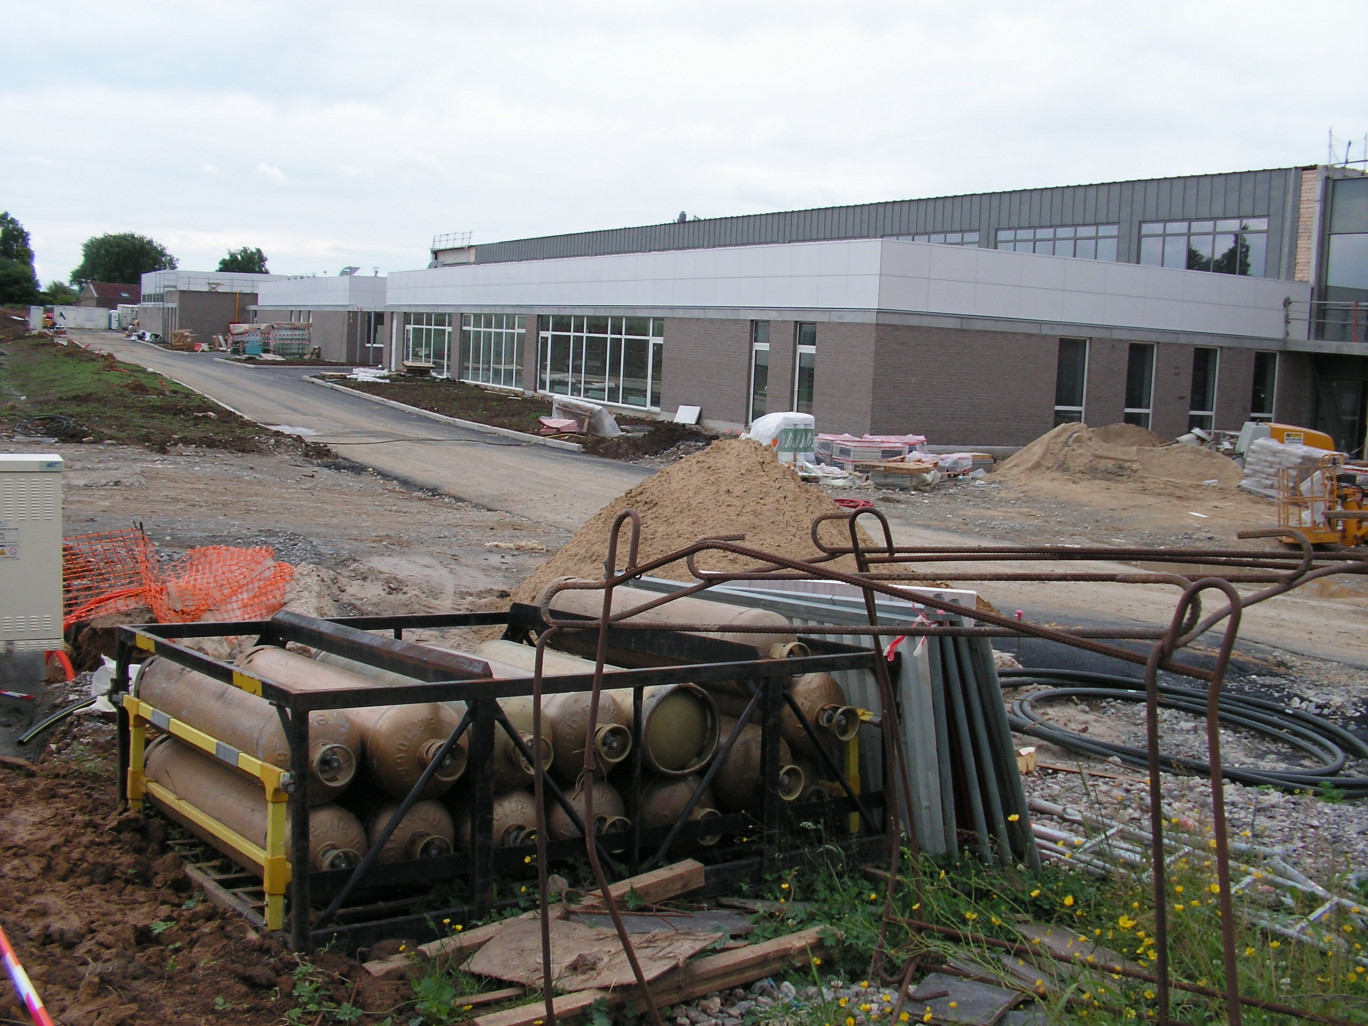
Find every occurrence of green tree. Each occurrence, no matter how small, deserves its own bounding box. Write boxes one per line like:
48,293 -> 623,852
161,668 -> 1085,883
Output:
70,232 -> 176,286
0,211 -> 40,305
217,246 -> 268,273
40,280 -> 79,305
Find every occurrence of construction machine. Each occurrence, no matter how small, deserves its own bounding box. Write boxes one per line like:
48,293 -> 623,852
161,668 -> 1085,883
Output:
1277,452 -> 1368,547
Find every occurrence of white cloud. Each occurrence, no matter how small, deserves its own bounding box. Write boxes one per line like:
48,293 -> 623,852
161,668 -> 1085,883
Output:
2,0 -> 1365,285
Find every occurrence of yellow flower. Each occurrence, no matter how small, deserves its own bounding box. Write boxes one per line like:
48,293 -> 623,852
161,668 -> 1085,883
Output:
922,1014 -> 933,1024
899,1015 -> 910,1023
949,1002 -> 958,1009
1271,941 -> 1281,949
442,918 -> 451,925
1063,895 -> 1075,907
1174,885 -> 1184,894
847,1018 -> 856,1026
1144,990 -> 1155,1000
1118,915 -> 1137,930
1174,903 -> 1185,912
861,1003 -> 872,1012
839,998 -> 849,1008
869,892 -> 878,901
861,981 -> 870,989
398,944 -> 406,952
523,855 -> 532,864
1008,813 -> 1020,822
1209,884 -> 1220,894
781,882 -> 790,890
1245,947 -> 1255,956
1030,889 -> 1041,898
455,924 -> 463,932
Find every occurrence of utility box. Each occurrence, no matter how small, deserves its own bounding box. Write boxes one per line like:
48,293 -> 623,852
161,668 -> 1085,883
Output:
0,454 -> 64,651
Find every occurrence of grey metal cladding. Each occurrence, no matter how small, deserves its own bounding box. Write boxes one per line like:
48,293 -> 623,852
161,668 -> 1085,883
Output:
473,168 -> 1304,274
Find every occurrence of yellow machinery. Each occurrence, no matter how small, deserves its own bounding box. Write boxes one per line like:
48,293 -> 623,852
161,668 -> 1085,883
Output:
1277,452 -> 1368,547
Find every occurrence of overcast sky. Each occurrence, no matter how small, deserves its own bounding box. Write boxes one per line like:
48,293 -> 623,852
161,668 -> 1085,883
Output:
5,1 -> 1366,287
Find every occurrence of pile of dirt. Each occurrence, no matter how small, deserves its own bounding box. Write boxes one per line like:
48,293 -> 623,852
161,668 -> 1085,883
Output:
998,422 -> 1242,488
580,421 -> 714,460
513,439 -> 871,601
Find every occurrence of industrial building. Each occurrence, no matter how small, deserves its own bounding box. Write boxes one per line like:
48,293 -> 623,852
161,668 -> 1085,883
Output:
137,270 -> 283,344
386,165 -> 1367,452
252,272 -> 387,364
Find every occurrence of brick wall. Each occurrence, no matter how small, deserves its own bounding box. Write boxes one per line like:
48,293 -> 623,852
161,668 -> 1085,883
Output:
1150,344 -> 1192,438
1294,168 -> 1321,284
811,321 -> 876,435
660,317 -> 751,425
870,324 -> 1058,445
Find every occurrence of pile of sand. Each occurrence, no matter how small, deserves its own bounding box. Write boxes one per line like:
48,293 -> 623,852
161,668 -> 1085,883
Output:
998,423 -> 1242,488
512,439 -> 871,602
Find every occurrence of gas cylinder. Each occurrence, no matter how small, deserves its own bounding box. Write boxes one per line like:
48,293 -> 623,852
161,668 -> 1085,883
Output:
495,696 -> 555,793
639,775 -> 722,846
144,736 -> 365,872
237,646 -> 467,800
542,690 -> 632,781
791,757 -> 843,803
478,641 -> 717,776
355,798 -> 456,863
706,673 -> 857,759
711,717 -> 804,812
451,788 -> 540,848
545,778 -> 629,840
134,656 -> 361,805
537,580 -> 801,662
316,649 -> 549,794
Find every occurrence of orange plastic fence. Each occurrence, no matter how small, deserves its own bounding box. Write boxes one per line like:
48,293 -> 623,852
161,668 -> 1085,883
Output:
62,528 -> 295,629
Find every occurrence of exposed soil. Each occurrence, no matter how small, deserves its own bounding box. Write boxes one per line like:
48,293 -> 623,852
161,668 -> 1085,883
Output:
2,378 -> 1366,1023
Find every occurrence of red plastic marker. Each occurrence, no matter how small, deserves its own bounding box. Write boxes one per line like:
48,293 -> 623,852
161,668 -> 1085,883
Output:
0,923 -> 56,1026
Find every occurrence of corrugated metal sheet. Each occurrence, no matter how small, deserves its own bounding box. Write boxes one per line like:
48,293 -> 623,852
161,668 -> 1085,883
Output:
472,169 -> 1304,281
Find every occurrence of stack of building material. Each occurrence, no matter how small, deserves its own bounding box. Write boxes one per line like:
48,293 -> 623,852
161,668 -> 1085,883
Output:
1240,437 -> 1335,498
170,328 -> 197,351
815,432 -> 927,471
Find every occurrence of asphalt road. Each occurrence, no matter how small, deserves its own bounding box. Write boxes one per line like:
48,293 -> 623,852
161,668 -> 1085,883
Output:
76,333 -> 651,532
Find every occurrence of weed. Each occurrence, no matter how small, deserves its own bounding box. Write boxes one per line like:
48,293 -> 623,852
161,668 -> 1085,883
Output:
149,919 -> 173,936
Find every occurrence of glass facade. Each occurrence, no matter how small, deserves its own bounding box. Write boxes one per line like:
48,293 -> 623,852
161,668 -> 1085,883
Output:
460,313 -> 525,389
1139,218 -> 1268,276
402,312 -> 453,377
1123,343 -> 1155,429
900,231 -> 980,246
749,321 -> 769,424
793,322 -> 816,415
535,315 -> 663,409
1189,347 -> 1218,431
1250,352 -> 1277,422
1054,338 -> 1088,425
996,224 -> 1118,260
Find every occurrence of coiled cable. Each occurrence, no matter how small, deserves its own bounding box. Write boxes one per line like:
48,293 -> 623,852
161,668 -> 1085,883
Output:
1000,668 -> 1368,797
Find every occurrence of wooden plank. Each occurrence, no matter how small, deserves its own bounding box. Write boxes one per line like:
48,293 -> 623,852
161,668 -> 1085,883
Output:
470,926 -> 832,1026
362,860 -> 707,979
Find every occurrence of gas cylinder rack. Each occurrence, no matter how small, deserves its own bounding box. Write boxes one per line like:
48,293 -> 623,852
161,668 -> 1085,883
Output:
114,604 -> 890,952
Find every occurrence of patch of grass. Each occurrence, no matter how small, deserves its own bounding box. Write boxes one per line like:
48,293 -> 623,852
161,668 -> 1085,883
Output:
0,336 -> 277,452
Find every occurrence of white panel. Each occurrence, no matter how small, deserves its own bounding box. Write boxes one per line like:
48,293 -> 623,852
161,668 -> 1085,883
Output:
0,454 -> 63,648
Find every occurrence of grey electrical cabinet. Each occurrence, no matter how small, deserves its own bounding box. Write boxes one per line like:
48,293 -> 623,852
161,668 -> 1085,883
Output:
0,453 -> 64,651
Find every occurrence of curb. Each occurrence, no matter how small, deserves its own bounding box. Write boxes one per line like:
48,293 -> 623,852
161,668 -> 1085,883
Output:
304,376 -> 585,452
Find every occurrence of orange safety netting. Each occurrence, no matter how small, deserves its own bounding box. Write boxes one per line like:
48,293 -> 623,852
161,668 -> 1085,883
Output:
63,528 -> 295,629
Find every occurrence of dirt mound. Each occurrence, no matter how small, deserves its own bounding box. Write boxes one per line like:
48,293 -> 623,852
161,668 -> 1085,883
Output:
998,423 -> 1241,488
513,439 -> 870,601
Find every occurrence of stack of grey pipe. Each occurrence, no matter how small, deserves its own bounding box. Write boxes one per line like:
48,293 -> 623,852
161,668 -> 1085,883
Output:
926,631 -> 1038,870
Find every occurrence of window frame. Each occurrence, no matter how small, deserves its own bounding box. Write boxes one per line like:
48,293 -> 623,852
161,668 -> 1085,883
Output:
792,322 -> 816,415
1123,342 -> 1156,429
1054,337 -> 1089,426
748,321 -> 770,425
1188,347 -> 1219,431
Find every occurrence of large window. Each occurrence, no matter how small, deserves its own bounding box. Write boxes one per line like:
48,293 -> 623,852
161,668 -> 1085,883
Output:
1250,352 -> 1277,422
403,312 -> 453,377
1124,343 -> 1156,429
1054,338 -> 1088,425
749,321 -> 770,424
1139,218 -> 1268,276
460,313 -> 525,389
535,316 -> 663,409
898,231 -> 980,246
997,224 -> 1118,260
1189,348 -> 1218,431
793,322 -> 816,415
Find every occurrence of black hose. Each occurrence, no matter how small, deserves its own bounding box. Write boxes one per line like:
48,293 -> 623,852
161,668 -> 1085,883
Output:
17,697 -> 97,745
1000,668 -> 1368,798
15,414 -> 76,438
